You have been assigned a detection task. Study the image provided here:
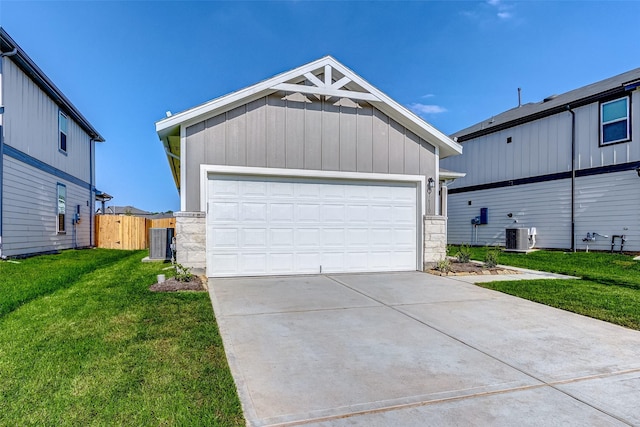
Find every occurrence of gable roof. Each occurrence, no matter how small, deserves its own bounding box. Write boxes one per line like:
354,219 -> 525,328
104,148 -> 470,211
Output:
0,28 -> 104,142
453,67 -> 640,142
156,56 -> 462,189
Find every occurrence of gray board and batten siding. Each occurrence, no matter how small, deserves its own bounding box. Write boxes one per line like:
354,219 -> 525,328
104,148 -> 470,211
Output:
183,92 -> 438,213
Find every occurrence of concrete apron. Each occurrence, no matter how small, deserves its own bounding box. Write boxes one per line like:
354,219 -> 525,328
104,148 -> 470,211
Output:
208,272 -> 640,426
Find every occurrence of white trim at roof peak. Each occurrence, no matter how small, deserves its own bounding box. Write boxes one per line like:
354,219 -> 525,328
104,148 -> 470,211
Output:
156,55 -> 462,157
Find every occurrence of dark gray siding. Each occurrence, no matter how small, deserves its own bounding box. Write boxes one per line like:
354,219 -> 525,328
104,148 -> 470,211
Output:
184,93 -> 437,211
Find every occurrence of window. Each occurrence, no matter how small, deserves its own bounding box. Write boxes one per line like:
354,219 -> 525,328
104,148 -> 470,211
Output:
601,97 -> 630,145
57,184 -> 66,234
59,111 -> 68,153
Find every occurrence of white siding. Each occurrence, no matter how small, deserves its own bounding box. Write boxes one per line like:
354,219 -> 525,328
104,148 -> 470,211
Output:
2,155 -> 93,256
447,170 -> 640,251
574,172 -> 640,252
447,180 -> 572,249
2,59 -> 92,182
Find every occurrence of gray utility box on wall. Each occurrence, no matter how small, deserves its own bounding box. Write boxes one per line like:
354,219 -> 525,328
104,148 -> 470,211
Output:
149,228 -> 175,261
505,228 -> 529,252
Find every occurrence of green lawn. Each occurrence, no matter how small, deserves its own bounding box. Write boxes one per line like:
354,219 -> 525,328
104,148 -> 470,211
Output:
0,249 -> 243,426
448,245 -> 640,330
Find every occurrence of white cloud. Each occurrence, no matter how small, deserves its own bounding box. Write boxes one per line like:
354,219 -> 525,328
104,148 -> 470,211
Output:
409,103 -> 447,115
486,0 -> 516,21
421,94 -> 435,99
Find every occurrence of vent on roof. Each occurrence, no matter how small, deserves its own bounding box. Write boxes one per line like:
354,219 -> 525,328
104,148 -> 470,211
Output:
543,94 -> 558,102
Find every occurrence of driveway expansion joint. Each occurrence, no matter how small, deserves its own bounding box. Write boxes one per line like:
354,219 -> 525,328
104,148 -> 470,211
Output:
326,274 -> 635,427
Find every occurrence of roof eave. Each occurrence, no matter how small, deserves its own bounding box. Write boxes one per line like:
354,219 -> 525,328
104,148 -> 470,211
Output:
155,56 -> 463,178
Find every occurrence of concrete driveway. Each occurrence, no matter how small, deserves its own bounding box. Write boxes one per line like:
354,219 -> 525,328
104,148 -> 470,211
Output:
209,272 -> 640,426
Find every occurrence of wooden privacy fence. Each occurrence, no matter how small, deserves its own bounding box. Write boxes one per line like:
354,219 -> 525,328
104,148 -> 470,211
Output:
95,215 -> 176,250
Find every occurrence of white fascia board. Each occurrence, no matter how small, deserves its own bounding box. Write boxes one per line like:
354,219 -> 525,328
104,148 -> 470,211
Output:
156,55 -> 462,158
156,56 -> 336,135
200,164 -> 427,218
322,58 -> 463,158
180,125 -> 187,212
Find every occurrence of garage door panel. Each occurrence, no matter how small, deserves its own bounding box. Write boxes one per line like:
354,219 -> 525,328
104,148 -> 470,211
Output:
371,229 -> 392,246
296,253 -> 322,272
393,251 -> 417,269
370,205 -> 392,222
241,229 -> 267,247
395,228 -> 417,246
344,252 -> 368,270
370,251 -> 392,269
295,182 -> 320,198
321,252 -> 345,272
211,179 -> 239,196
270,228 -> 294,246
212,228 -> 239,248
296,229 -> 321,247
241,203 -> 268,221
211,254 -> 239,274
271,204 -> 294,222
345,185 -> 370,199
346,228 -> 369,246
211,202 -> 239,221
207,175 -> 418,277
320,184 -> 346,199
393,206 -> 415,223
270,181 -> 295,197
322,228 -> 345,246
346,205 -> 368,222
322,204 -> 345,222
270,253 -> 294,273
297,204 -> 321,222
241,254 -> 267,274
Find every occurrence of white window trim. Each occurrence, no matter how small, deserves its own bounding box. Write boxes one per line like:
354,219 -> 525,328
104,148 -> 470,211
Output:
59,111 -> 68,154
600,96 -> 631,146
57,183 -> 66,234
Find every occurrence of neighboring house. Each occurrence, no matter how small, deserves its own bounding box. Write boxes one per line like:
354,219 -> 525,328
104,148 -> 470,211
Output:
97,205 -> 150,216
96,205 -> 174,220
0,28 -> 104,257
441,68 -> 640,252
156,56 -> 462,277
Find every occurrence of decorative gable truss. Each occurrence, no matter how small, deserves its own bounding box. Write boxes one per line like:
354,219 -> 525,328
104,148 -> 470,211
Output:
271,64 -> 380,105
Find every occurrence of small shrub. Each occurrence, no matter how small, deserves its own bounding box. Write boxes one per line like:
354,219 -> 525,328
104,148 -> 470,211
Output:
436,258 -> 451,273
456,243 -> 471,263
484,247 -> 500,268
173,262 -> 193,282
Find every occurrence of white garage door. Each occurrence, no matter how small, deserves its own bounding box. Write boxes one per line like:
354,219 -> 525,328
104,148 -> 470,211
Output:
206,174 -> 419,277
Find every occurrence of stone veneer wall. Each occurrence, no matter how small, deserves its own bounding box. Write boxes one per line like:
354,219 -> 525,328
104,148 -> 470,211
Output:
174,211 -> 206,272
423,215 -> 447,270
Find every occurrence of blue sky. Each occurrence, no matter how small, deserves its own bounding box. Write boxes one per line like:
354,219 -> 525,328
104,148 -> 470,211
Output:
2,1 -> 640,213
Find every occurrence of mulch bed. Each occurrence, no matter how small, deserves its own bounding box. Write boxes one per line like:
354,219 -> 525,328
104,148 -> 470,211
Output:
149,275 -> 207,292
429,261 -> 521,277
